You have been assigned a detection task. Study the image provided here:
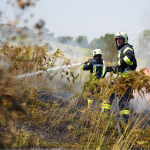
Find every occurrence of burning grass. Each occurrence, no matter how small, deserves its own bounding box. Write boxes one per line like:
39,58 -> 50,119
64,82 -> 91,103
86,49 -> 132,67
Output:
0,44 -> 150,149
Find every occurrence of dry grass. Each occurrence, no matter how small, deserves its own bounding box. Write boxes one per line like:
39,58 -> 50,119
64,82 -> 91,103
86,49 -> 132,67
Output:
0,43 -> 150,149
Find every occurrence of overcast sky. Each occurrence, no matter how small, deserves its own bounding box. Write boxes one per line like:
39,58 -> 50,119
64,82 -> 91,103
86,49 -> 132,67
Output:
1,0 -> 150,48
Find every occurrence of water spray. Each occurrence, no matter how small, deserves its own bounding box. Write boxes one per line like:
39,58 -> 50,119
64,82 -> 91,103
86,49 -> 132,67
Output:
15,62 -> 82,79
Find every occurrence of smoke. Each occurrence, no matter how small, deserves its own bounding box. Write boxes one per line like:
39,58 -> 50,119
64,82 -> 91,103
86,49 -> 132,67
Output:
132,48 -> 150,112
134,29 -> 150,69
130,95 -> 150,113
1,24 -> 150,114
134,52 -> 149,69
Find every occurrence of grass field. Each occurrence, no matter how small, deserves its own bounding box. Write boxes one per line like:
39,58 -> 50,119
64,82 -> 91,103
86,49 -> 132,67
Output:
0,41 -> 150,149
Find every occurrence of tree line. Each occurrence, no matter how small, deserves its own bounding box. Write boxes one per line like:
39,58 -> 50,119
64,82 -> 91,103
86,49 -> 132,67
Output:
0,23 -> 115,50
0,23 -> 117,62
0,23 -> 150,63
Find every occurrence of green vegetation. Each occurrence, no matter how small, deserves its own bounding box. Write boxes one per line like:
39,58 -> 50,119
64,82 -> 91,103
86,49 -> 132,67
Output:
0,43 -> 150,149
0,1 -> 150,149
46,41 -> 93,57
16,36 -> 33,42
0,23 -> 118,63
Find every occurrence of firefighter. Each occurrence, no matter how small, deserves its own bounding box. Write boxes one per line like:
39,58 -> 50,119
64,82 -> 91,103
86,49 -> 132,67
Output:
82,49 -> 105,108
103,31 -> 137,124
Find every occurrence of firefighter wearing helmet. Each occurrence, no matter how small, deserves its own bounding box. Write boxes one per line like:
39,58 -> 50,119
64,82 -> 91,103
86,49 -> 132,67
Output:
82,49 -> 105,108
113,31 -> 137,71
103,31 -> 137,124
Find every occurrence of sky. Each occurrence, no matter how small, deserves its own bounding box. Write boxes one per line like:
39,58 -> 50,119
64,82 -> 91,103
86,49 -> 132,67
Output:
0,0 -> 150,48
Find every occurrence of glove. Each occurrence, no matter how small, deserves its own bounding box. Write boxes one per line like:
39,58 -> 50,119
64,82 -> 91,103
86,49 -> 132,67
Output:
112,63 -> 120,73
83,59 -> 90,64
113,63 -> 119,68
106,66 -> 114,72
83,61 -> 87,64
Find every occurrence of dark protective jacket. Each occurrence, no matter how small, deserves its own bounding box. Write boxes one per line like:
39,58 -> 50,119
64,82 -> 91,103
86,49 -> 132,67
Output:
117,44 -> 137,73
82,56 -> 104,79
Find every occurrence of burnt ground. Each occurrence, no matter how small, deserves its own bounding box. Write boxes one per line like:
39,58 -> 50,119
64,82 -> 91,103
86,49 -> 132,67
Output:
38,90 -> 150,128
37,89 -> 150,127
37,89 -> 150,113
27,89 -> 150,149
38,90 -> 150,150
37,89 -> 150,124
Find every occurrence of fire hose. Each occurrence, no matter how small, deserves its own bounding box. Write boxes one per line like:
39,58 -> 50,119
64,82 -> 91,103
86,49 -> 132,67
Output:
15,62 -> 123,146
15,63 -> 83,79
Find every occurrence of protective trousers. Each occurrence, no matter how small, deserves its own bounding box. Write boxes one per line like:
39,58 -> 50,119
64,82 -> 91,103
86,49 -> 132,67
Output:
87,90 -> 95,108
88,98 -> 94,108
87,88 -> 100,108
102,88 -> 131,124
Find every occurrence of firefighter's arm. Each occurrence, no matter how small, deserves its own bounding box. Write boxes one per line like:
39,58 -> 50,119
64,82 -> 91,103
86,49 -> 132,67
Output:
82,60 -> 93,70
119,47 -> 135,66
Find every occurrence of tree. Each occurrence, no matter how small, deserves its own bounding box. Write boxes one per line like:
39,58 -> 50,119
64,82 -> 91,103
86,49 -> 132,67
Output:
75,36 -> 89,48
45,33 -> 54,41
89,38 -> 102,49
0,13 -> 2,22
100,33 -> 117,63
47,33 -> 54,38
137,29 -> 150,54
23,26 -> 30,31
137,29 -> 150,67
42,28 -> 49,34
57,36 -> 73,44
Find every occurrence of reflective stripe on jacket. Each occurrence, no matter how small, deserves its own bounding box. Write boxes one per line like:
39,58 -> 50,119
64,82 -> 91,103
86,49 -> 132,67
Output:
82,59 -> 105,79
117,44 -> 137,76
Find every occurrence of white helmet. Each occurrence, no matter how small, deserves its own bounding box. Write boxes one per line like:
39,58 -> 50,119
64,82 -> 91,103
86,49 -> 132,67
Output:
114,31 -> 128,44
92,49 -> 102,56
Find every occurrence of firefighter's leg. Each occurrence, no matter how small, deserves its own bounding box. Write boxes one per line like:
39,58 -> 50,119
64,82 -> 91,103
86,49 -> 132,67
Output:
101,101 -> 111,113
87,98 -> 94,108
101,93 -> 114,113
87,90 -> 95,108
119,88 -> 131,124
109,93 -> 115,105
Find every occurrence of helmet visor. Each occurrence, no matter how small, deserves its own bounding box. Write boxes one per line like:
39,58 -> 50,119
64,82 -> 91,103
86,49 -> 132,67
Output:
114,36 -> 125,39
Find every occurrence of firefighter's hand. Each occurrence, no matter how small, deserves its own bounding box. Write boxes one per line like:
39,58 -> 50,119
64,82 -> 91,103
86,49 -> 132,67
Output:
112,63 -> 120,73
83,61 -> 87,64
106,66 -> 109,71
113,63 -> 119,69
113,63 -> 119,73
106,66 -> 114,72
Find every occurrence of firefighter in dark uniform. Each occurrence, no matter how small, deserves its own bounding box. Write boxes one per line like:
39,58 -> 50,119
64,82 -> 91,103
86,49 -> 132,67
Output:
103,31 -> 137,124
82,49 -> 105,108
